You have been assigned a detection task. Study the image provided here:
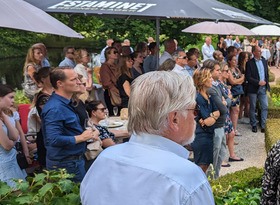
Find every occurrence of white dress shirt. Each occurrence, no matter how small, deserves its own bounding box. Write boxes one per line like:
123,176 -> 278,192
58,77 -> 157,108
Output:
172,64 -> 190,77
159,51 -> 172,65
202,43 -> 215,61
80,133 -> 215,205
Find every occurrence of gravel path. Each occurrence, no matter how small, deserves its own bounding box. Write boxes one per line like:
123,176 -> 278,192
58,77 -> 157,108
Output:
219,65 -> 280,176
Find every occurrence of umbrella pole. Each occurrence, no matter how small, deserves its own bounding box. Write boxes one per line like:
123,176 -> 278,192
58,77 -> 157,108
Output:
156,17 -> 160,70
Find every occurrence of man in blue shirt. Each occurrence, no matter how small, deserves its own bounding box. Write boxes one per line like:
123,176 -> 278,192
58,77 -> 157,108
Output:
81,71 -> 215,205
245,46 -> 270,133
58,46 -> 76,68
41,67 -> 99,182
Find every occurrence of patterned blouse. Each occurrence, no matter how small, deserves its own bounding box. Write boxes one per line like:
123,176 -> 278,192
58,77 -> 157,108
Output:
261,140 -> 280,205
95,125 -> 115,141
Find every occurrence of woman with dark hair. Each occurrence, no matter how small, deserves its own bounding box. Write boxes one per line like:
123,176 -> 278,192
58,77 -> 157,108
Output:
99,47 -> 120,116
116,56 -> 134,108
85,100 -> 116,148
191,69 -> 220,173
33,67 -> 53,167
0,84 -> 27,187
227,54 -> 245,136
238,52 -> 250,119
131,51 -> 144,79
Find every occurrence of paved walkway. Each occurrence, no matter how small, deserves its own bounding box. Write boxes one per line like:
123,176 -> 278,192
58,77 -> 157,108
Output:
220,65 -> 280,176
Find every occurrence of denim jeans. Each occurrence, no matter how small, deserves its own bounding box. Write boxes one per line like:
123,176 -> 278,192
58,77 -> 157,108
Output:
248,86 -> 268,129
46,158 -> 86,182
212,127 -> 227,179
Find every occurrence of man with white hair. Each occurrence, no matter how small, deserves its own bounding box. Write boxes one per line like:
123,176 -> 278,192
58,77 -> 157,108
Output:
172,51 -> 190,76
202,36 -> 215,61
80,71 -> 215,205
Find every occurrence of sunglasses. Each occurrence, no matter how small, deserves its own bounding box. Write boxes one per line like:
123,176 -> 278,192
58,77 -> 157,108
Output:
67,51 -> 74,55
223,70 -> 229,73
112,50 -> 118,54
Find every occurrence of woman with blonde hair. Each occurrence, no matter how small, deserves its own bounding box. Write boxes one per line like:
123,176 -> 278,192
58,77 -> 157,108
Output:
22,45 -> 43,100
191,68 -> 220,173
74,49 -> 93,93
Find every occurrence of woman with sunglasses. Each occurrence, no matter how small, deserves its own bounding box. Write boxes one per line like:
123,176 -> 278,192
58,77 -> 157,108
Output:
0,84 -> 27,187
85,101 -> 115,148
219,62 -> 244,165
116,56 -> 134,108
100,47 -> 121,116
191,68 -> 220,173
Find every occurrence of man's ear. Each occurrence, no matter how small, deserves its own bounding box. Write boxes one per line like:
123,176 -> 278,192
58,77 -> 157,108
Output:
167,111 -> 179,132
57,80 -> 63,87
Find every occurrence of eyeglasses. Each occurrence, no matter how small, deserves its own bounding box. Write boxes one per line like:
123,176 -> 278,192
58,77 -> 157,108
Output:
186,105 -> 200,117
178,56 -> 188,59
96,108 -> 107,112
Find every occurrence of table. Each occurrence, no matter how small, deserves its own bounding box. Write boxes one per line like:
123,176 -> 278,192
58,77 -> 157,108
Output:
104,116 -> 130,143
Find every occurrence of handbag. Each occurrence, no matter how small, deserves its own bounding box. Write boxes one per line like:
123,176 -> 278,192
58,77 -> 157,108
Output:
108,88 -> 121,106
231,84 -> 244,97
84,139 -> 103,161
15,142 -> 29,169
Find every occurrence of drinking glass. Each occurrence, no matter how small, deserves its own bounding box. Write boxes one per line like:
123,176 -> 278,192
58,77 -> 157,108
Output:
113,107 -> 118,116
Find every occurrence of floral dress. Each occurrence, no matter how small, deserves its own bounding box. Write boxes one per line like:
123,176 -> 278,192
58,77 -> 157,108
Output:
219,81 -> 234,135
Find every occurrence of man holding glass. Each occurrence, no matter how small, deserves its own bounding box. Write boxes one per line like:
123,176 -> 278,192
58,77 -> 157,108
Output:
81,71 -> 214,204
41,67 -> 99,182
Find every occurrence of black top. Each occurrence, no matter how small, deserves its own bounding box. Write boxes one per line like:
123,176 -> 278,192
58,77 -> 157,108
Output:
72,100 -> 88,130
116,74 -> 133,108
131,66 -> 144,79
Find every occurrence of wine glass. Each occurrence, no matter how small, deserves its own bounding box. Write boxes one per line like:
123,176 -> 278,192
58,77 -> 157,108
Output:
113,107 -> 118,117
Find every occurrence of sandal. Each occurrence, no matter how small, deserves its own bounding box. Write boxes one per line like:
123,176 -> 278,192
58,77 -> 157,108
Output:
235,130 -> 242,136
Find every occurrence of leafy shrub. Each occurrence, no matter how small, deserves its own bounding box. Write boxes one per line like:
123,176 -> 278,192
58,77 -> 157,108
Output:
269,70 -> 275,82
211,167 -> 264,205
0,169 -> 80,205
276,77 -> 280,85
14,89 -> 30,105
265,119 -> 280,152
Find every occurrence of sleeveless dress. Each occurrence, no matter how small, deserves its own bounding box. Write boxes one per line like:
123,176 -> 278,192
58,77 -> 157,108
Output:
0,122 -> 27,187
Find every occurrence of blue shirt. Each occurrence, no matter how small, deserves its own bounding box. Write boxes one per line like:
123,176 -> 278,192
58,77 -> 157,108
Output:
202,43 -> 215,61
58,57 -> 76,68
255,58 -> 265,81
41,93 -> 85,161
185,65 -> 195,76
80,133 -> 215,205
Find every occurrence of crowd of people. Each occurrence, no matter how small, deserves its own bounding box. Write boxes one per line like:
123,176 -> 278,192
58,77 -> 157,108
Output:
0,35 -> 278,204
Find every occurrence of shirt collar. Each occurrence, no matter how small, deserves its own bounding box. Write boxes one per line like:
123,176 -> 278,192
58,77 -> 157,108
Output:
52,92 -> 72,105
129,132 -> 189,159
212,80 -> 219,86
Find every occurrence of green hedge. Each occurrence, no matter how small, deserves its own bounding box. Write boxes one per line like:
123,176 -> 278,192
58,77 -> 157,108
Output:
268,86 -> 280,119
265,119 -> 280,152
269,70 -> 275,82
211,167 -> 264,205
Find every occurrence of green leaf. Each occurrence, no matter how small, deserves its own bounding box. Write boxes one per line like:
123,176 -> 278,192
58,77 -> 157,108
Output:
58,179 -> 73,193
15,195 -> 33,205
65,193 -> 81,204
38,183 -> 53,197
0,182 -> 12,196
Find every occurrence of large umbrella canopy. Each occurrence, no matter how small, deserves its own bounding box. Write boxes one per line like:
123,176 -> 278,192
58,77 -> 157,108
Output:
25,0 -> 271,24
182,21 -> 255,35
0,0 -> 83,38
251,25 -> 280,36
